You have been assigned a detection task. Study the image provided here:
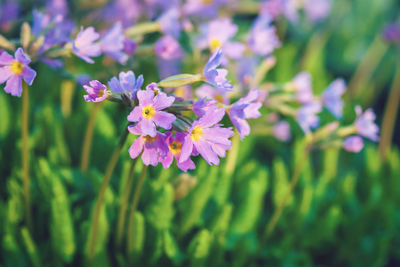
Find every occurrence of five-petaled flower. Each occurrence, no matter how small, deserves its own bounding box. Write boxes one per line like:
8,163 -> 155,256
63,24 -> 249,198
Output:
203,47 -> 233,91
83,80 -> 108,102
73,26 -> 101,63
161,132 -> 196,172
0,48 -> 36,97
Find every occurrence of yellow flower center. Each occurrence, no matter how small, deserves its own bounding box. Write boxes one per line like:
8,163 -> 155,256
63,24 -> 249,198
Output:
10,61 -> 24,75
142,105 -> 156,119
214,94 -> 224,104
191,126 -> 204,141
98,89 -> 105,97
203,0 -> 213,4
174,87 -> 185,98
169,140 -> 182,155
210,38 -> 222,51
143,135 -> 158,143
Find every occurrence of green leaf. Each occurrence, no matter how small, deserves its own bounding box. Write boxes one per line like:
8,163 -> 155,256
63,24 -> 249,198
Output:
158,74 -> 202,88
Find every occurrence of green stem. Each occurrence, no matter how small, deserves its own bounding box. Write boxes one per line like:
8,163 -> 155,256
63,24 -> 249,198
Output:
124,22 -> 161,37
22,82 -> 32,233
116,158 -> 139,247
127,165 -> 148,254
379,62 -> 400,159
87,128 -> 129,261
263,145 -> 311,240
81,103 -> 102,172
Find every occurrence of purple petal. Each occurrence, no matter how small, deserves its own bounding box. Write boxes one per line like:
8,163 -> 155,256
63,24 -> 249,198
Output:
198,108 -> 225,128
140,119 -> 157,137
179,135 -> 193,163
195,140 -> 219,165
153,93 -> 175,110
127,107 -> 142,122
22,65 -> 36,85
153,111 -> 176,129
0,51 -> 14,65
129,138 -> 144,159
4,74 -> 22,97
0,66 -> 12,84
137,89 -> 154,106
14,48 -> 31,64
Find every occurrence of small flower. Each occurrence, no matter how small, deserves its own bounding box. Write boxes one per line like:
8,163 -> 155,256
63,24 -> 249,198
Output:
180,108 -> 234,165
161,132 -> 196,171
273,120 -> 291,142
195,84 -> 229,105
291,72 -> 313,104
100,22 -> 129,64
0,48 -> 36,97
127,89 -> 176,137
154,35 -> 183,60
192,97 -> 218,118
158,8 -> 181,39
128,126 -> 169,166
203,47 -> 233,91
304,0 -> 331,23
248,15 -> 281,57
228,89 -> 262,139
322,78 -> 346,119
83,80 -> 108,102
354,106 -> 379,142
183,0 -> 226,19
197,18 -> 245,59
382,24 -> 400,45
296,102 -> 322,133
343,136 -> 364,153
0,1 -> 19,32
73,26 -> 101,63
108,70 -> 143,100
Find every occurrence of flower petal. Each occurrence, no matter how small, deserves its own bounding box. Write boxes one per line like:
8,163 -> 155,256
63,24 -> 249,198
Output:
22,65 -> 36,85
4,74 -> 22,97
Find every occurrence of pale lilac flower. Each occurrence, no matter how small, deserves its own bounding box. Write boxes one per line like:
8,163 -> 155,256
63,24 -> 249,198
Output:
102,0 -> 142,28
322,78 -> 346,119
273,120 -> 291,142
161,132 -> 196,172
203,48 -> 234,91
108,71 -> 143,100
260,0 -> 284,19
100,22 -> 129,64
195,84 -> 229,105
73,27 -> 101,63
183,0 -> 226,18
154,35 -> 183,60
0,48 -> 36,97
192,97 -> 218,118
180,108 -> 234,165
83,80 -> 108,102
292,72 -> 313,104
248,15 -> 281,57
0,1 -> 19,32
296,102 -> 322,133
354,106 -> 379,142
383,24 -> 400,45
228,89 -> 262,139
123,38 -> 137,55
128,126 -> 169,166
197,18 -> 245,59
46,0 -> 68,17
158,8 -> 181,39
343,136 -> 364,153
127,89 -> 176,137
32,10 -> 51,36
304,0 -> 331,23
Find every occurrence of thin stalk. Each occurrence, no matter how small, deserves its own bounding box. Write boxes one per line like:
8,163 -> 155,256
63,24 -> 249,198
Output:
22,82 -> 32,233
81,103 -> 102,172
379,62 -> 400,159
87,128 -> 129,261
263,145 -> 311,240
116,158 -> 139,247
127,165 -> 148,254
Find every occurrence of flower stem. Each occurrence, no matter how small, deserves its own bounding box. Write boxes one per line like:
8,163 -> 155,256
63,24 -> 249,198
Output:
379,62 -> 400,159
81,103 -> 102,172
263,145 -> 311,240
22,82 -> 32,233
87,128 -> 129,261
116,158 -> 139,247
127,165 -> 148,254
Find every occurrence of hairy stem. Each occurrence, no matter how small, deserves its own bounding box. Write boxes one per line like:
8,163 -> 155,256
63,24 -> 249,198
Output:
379,63 -> 400,159
81,103 -> 102,172
127,165 -> 148,254
87,128 -> 129,261
116,158 -> 139,247
22,82 -> 32,233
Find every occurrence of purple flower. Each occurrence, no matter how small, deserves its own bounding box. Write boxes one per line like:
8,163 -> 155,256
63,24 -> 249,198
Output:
158,8 -> 181,39
296,102 -> 322,133
203,48 -> 234,91
183,0 -> 226,18
0,48 -> 36,97
32,10 -> 51,36
108,71 -> 143,100
228,89 -> 262,139
273,120 -> 291,142
192,97 -> 218,118
154,35 -> 183,60
46,0 -> 68,17
354,106 -> 379,142
260,0 -> 284,19
237,56 -> 258,87
123,38 -> 137,55
304,0 -> 331,22
83,80 -> 108,102
0,1 -> 19,32
322,78 -> 346,119
180,108 -> 234,166
161,132 -> 196,171
127,89 -> 176,137
248,15 -> 281,57
128,126 -> 169,166
383,24 -> 400,45
100,22 -> 129,64
73,26 -> 101,63
195,84 -> 229,105
343,136 -> 364,153
292,72 -> 313,104
197,18 -> 245,59
101,0 -> 142,28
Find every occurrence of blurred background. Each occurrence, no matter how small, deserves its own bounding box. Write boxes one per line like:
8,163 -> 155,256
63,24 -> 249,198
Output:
0,0 -> 400,266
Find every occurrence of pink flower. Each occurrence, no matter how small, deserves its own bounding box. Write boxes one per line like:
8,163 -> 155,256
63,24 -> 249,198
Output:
83,80 -> 108,102
343,136 -> 364,153
161,132 -> 196,172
